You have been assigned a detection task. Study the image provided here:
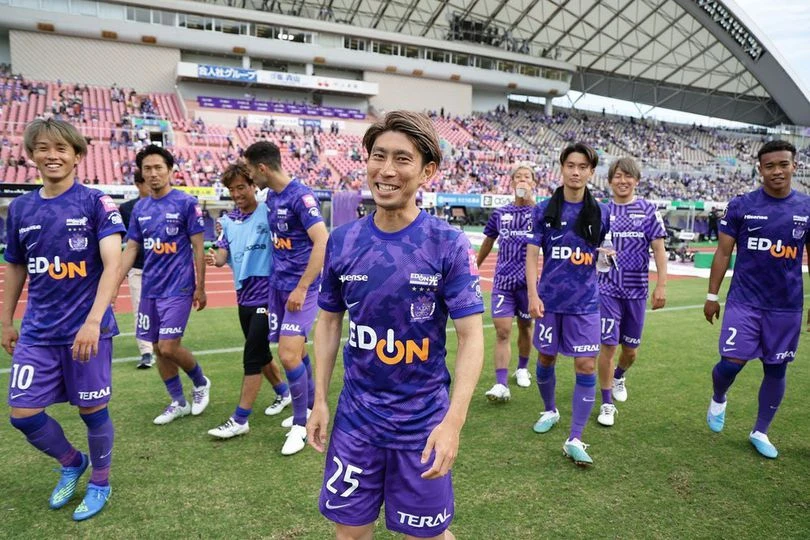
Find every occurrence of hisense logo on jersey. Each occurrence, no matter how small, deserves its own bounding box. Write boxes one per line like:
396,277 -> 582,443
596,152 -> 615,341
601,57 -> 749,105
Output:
746,237 -> 798,259
409,273 -> 441,287
27,256 -> 87,279
743,214 -> 768,220
348,321 -> 429,365
339,274 -> 368,282
19,224 -> 41,234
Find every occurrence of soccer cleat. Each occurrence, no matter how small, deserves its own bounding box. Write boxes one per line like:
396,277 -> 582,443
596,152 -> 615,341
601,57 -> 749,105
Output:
563,438 -> 593,467
153,401 -> 191,425
49,453 -> 89,509
281,424 -> 307,456
706,399 -> 727,433
265,393 -> 292,416
208,417 -> 249,439
136,353 -> 153,369
281,409 -> 311,428
749,431 -> 778,459
532,409 -> 560,434
72,483 -> 111,521
191,376 -> 211,415
514,368 -> 531,388
485,383 -> 511,402
612,377 -> 628,402
597,403 -> 617,427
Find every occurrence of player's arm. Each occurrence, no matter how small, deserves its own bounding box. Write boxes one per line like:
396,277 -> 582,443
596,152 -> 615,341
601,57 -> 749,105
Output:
526,243 -> 544,318
287,221 -> 328,312
806,241 -> 810,332
476,236 -> 495,268
73,234 -> 122,362
0,263 -> 27,355
650,237 -> 668,310
307,308 -> 344,453
205,246 -> 228,267
704,232 -> 735,324
421,313 -> 484,480
190,232 -> 207,311
119,239 -> 139,286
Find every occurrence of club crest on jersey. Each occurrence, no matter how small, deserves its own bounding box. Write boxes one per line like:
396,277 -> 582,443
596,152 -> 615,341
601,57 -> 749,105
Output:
410,296 -> 436,322
630,213 -> 646,227
793,216 -> 808,239
165,212 -> 181,236
68,233 -> 88,252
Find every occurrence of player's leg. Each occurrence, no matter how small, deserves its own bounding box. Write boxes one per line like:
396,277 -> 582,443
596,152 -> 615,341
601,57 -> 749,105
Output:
597,295 -> 620,426
560,313 -> 601,466
485,316 -> 513,402
384,447 -> 454,539
301,345 -> 315,410
707,301 -> 759,433
612,298 -> 646,402
514,307 -> 533,387
154,297 -> 210,416
533,313 -> 560,433
320,428 -> 384,538
128,268 -> 153,368
8,345 -> 89,509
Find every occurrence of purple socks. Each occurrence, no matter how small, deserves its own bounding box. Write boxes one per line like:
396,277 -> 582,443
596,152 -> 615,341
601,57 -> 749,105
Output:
517,356 -> 529,370
81,408 -> 114,486
185,363 -> 207,388
285,363 -> 309,427
570,373 -> 596,441
536,363 -> 556,411
712,358 -> 745,403
10,412 -> 81,466
614,366 -> 626,379
164,375 -> 186,406
495,368 -> 508,386
302,354 -> 315,409
601,388 -> 612,405
754,363 -> 787,434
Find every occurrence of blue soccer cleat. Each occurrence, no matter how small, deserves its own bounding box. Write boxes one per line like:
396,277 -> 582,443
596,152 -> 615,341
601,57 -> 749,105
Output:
532,409 -> 560,434
706,400 -> 726,433
749,431 -> 778,459
73,483 -> 112,521
563,438 -> 593,467
49,453 -> 89,509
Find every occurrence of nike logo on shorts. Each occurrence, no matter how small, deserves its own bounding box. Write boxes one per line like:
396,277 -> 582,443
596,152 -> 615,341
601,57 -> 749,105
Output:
10,392 -> 26,399
325,500 -> 351,510
722,347 -> 736,352
346,301 -> 360,309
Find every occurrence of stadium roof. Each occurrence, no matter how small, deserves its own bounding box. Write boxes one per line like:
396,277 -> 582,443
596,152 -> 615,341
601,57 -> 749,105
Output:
221,0 -> 810,127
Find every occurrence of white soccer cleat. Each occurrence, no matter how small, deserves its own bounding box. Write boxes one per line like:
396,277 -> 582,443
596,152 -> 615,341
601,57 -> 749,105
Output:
612,377 -> 628,402
281,409 -> 311,428
485,383 -> 511,402
191,376 -> 211,415
514,368 -> 532,388
153,401 -> 191,425
208,417 -> 249,439
265,394 -> 292,416
281,424 -> 307,456
597,403 -> 617,427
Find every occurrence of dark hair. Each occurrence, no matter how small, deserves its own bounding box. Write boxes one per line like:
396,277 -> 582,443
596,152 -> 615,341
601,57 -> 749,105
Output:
362,110 -> 442,166
560,143 -> 599,169
757,140 -> 796,162
136,144 -> 174,169
221,163 -> 253,188
133,169 -> 144,184
243,141 -> 282,170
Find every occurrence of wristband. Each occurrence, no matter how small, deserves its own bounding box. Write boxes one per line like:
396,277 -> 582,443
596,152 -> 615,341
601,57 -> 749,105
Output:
706,293 -> 719,302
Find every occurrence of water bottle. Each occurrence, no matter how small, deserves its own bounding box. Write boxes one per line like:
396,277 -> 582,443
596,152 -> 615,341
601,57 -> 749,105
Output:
596,233 -> 615,273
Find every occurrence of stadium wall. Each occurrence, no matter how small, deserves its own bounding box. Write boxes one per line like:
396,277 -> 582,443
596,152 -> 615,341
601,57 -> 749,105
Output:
0,30 -> 10,65
472,89 -> 509,113
9,31 -> 179,92
363,72 -> 472,116
177,81 -> 368,112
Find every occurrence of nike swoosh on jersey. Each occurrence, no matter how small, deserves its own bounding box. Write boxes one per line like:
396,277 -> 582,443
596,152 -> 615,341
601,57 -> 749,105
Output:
551,234 -> 564,241
346,301 -> 360,309
747,226 -> 763,232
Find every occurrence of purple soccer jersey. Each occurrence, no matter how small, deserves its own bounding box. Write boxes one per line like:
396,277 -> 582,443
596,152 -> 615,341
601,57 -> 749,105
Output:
529,200 -> 611,314
319,211 -> 484,450
127,189 -> 205,298
720,188 -> 810,312
216,207 -> 271,308
5,182 -> 124,345
599,198 -> 666,299
265,180 -> 324,292
483,204 -> 534,291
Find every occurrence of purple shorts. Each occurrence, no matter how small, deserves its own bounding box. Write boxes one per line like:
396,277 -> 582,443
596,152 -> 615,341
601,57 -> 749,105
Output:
719,300 -> 802,364
267,286 -> 318,343
136,296 -> 193,342
491,287 -> 531,320
600,295 -> 646,348
8,340 -> 113,408
533,311 -> 601,357
319,428 -> 454,537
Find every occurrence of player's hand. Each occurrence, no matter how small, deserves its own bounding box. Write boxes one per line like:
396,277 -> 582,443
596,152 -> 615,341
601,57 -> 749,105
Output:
651,285 -> 666,310
193,288 -> 207,311
421,420 -> 461,479
528,295 -> 544,319
286,286 -> 306,312
215,220 -> 223,238
1,324 -> 19,355
704,300 -> 720,324
72,322 -> 100,362
205,247 -> 217,267
307,401 -> 330,453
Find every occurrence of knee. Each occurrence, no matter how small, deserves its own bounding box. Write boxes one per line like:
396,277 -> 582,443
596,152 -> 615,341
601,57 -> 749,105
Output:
763,362 -> 787,379
495,327 -> 512,342
243,353 -> 267,376
538,355 -> 556,368
575,358 -> 596,375
621,347 -> 637,363
157,340 -> 178,359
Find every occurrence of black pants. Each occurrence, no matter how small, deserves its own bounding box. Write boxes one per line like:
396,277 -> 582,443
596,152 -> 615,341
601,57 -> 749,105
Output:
238,305 -> 273,375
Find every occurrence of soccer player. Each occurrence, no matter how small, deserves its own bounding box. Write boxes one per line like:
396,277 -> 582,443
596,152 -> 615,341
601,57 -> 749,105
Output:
596,158 -> 668,427
2,119 -> 124,520
205,163 -> 291,439
120,145 -> 212,425
704,140 -> 810,459
307,110 -> 484,539
118,169 -> 154,369
526,142 -> 611,467
478,164 -> 536,402
243,141 -> 328,456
